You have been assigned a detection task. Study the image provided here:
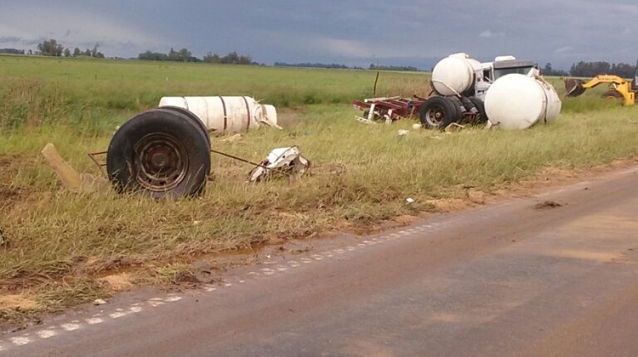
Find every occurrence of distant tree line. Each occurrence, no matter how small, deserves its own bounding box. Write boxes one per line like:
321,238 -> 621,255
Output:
568,61 -> 637,78
203,51 -> 254,64
0,48 -> 25,55
139,49 -> 256,64
274,62 -> 365,70
138,48 -> 197,62
541,63 -> 569,76
34,39 -> 104,58
541,61 -> 638,78
5,42 -> 638,78
369,64 -> 419,72
274,62 -> 421,71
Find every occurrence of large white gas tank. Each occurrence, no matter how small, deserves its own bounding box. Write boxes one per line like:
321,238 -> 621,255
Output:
484,74 -> 561,130
431,53 -> 481,96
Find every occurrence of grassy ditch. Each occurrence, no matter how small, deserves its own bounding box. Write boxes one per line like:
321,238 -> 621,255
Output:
1,56 -> 638,326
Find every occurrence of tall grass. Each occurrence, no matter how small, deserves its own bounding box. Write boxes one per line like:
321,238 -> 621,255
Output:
0,56 -> 429,132
1,56 -> 638,324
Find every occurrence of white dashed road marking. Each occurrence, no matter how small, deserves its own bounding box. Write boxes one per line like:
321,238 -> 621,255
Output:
0,220 -> 437,351
109,311 -> 128,319
36,330 -> 57,339
10,337 -> 31,346
60,323 -> 81,331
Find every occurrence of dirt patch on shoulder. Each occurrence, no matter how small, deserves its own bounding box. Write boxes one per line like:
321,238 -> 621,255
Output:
427,198 -> 477,213
392,215 -> 421,225
98,273 -> 133,292
0,294 -> 39,310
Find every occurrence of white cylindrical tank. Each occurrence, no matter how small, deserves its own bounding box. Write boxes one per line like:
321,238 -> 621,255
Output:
431,53 -> 480,96
158,96 -> 279,134
484,74 -> 562,130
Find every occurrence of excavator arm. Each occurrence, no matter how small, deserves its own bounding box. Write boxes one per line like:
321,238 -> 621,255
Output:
564,75 -> 627,96
581,75 -> 627,89
564,75 -> 635,106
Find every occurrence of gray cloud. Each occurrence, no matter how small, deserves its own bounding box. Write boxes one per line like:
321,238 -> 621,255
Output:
0,36 -> 21,42
479,31 -> 505,39
0,0 -> 637,69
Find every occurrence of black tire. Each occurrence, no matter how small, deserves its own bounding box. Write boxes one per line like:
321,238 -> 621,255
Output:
157,106 -> 210,147
601,90 -> 623,99
106,109 -> 211,199
460,74 -> 476,98
419,97 -> 460,129
449,97 -> 464,123
152,109 -> 211,194
468,97 -> 488,124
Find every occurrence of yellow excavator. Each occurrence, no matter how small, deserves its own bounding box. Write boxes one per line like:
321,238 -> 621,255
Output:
563,62 -> 638,106
564,76 -> 636,106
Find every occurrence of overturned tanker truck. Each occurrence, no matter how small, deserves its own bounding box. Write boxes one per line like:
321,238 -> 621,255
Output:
354,53 -> 562,130
424,53 -> 562,129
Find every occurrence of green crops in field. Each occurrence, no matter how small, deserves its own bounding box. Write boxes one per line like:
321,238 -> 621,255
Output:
0,55 -> 622,132
0,56 -> 432,132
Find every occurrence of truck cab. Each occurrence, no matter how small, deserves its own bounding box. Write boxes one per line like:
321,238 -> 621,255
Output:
474,56 -> 538,98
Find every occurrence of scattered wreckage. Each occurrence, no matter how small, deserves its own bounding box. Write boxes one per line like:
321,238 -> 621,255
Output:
42,54 -> 563,199
42,97 -> 310,199
353,53 -> 562,130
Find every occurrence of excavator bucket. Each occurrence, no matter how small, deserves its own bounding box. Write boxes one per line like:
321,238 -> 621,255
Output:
564,78 -> 586,97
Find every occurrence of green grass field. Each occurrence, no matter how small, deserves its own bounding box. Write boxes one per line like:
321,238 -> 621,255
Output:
1,55 -> 637,325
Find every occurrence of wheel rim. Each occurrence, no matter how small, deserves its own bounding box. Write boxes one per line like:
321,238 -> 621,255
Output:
133,133 -> 189,192
425,105 -> 445,126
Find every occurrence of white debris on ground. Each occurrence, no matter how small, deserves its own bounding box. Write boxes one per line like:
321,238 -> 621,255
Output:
248,146 -> 310,182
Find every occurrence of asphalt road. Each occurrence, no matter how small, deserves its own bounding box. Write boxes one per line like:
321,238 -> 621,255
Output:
3,167 -> 638,357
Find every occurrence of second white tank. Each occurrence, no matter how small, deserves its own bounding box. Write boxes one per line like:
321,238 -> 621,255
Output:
484,74 -> 561,130
158,96 -> 279,134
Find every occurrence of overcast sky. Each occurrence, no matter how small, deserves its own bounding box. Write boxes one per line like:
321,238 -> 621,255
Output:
1,0 -> 637,70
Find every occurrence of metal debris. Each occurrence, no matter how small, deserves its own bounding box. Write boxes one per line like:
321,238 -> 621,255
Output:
42,143 -> 109,193
248,146 -> 310,182
444,123 -> 465,133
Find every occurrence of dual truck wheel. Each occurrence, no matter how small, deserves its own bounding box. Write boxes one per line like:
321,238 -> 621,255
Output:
106,107 -> 211,199
419,96 -> 487,129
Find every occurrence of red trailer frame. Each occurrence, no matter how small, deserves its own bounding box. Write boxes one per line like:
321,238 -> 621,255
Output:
352,96 -> 427,124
